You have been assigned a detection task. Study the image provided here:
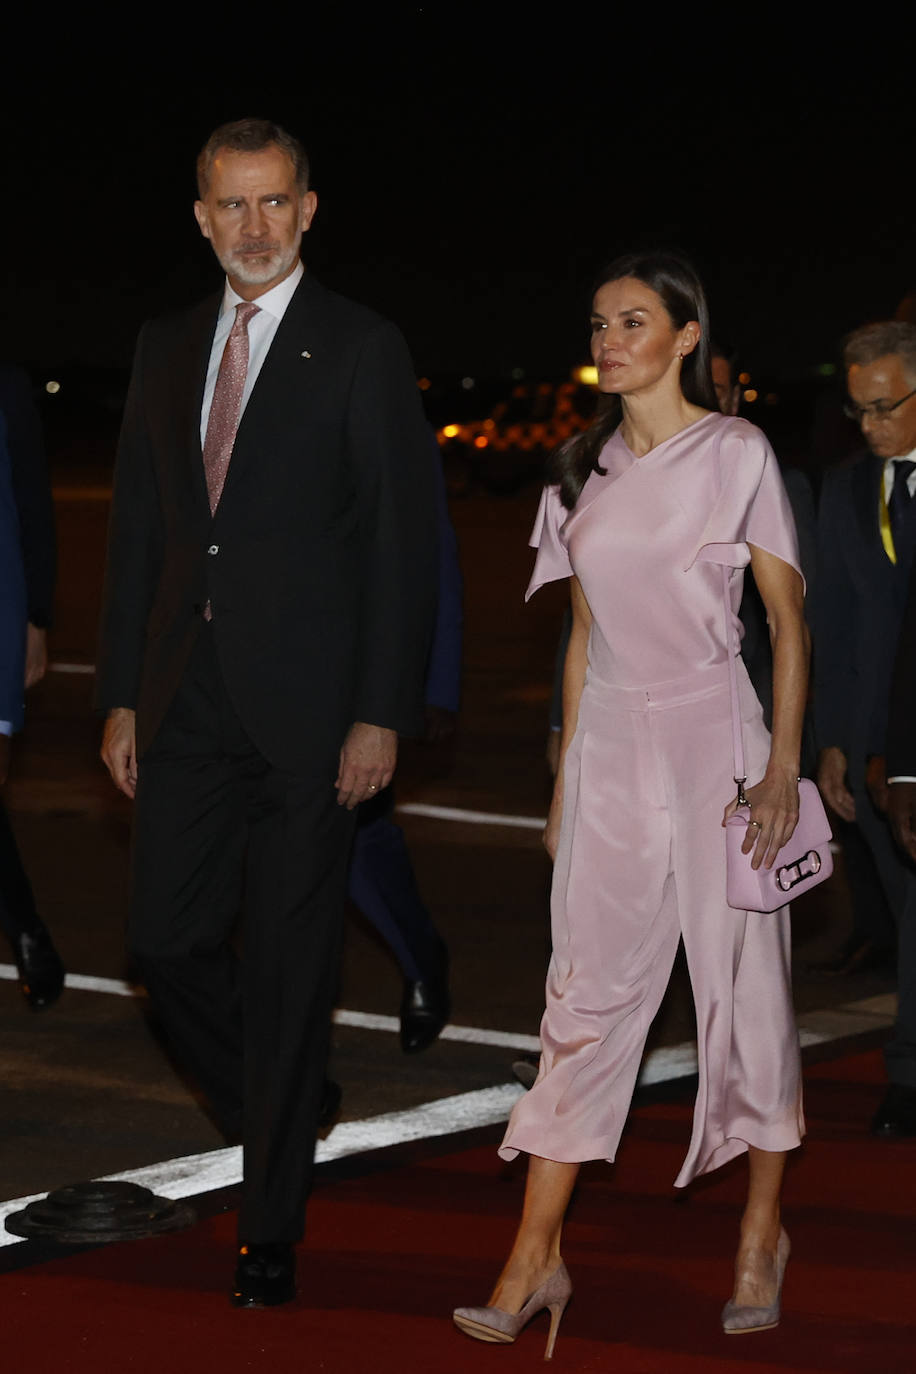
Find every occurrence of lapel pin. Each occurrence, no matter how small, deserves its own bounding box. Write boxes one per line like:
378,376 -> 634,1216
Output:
301,350 -> 312,359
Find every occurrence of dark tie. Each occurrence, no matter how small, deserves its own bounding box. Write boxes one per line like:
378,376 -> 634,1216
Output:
202,301 -> 260,515
889,459 -> 916,552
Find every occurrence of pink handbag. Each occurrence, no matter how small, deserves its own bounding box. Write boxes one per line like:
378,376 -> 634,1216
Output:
721,568 -> 833,912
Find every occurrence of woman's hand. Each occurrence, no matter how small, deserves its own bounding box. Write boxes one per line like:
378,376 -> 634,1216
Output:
722,769 -> 800,871
543,782 -> 564,862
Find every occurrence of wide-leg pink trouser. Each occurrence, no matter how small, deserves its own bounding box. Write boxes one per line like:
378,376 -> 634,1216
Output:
500,660 -> 804,1184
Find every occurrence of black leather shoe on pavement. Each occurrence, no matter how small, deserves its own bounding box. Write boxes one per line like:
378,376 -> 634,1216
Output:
871,1084 -> 916,1138
230,1242 -> 296,1308
400,976 -> 450,1054
15,928 -> 65,1010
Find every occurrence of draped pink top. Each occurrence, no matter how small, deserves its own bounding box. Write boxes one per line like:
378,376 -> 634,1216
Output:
527,413 -> 802,686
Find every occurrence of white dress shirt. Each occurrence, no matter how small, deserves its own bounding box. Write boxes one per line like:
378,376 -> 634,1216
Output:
883,448 -> 916,502
199,260 -> 304,448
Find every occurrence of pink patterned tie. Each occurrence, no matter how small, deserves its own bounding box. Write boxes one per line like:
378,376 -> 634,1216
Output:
202,301 -> 260,515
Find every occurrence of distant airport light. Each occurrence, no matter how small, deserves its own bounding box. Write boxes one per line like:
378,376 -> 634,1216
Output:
461,377 -> 475,390
817,363 -> 836,378
738,371 -> 751,385
473,436 -> 488,449
574,365 -> 599,386
743,389 -> 758,403
418,377 -> 431,390
442,424 -> 461,439
511,367 -> 525,380
45,380 -> 60,394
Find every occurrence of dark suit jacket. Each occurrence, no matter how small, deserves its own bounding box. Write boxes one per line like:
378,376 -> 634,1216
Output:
887,555 -> 916,776
0,412 -> 26,729
0,365 -> 56,629
814,450 -> 916,789
96,272 -> 437,772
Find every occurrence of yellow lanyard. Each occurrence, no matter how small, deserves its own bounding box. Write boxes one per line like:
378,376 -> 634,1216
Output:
879,472 -> 897,564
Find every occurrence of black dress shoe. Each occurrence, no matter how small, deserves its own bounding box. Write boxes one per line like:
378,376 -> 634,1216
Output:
399,975 -> 450,1053
14,928 -> 65,1010
230,1241 -> 296,1308
871,1084 -> 916,1138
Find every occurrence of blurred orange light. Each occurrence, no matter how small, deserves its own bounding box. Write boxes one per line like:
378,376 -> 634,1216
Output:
418,377 -> 431,391
473,435 -> 488,449
738,372 -> 751,385
442,424 -> 460,438
743,389 -> 758,403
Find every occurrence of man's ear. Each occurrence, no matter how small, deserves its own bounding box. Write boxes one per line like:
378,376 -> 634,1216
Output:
194,201 -> 211,240
300,190 -> 318,233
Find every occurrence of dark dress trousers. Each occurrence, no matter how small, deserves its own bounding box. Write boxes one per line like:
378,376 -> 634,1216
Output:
96,272 -> 437,1241
886,555 -> 916,1088
814,450 -> 916,1087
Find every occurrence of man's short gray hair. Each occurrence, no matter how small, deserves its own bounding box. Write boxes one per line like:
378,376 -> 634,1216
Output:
843,320 -> 916,385
197,118 -> 310,198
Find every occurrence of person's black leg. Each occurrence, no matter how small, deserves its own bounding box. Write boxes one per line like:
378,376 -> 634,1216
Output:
0,797 -> 65,1008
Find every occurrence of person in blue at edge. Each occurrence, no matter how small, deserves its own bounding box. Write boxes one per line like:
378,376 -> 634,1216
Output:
348,436 -> 461,1052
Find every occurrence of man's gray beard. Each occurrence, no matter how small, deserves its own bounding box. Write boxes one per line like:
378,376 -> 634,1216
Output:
219,242 -> 299,287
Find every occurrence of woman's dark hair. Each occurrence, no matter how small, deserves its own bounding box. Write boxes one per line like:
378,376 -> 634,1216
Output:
546,251 -> 718,508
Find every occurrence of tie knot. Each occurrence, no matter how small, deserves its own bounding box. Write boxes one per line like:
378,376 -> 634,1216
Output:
233,301 -> 260,332
894,459 -> 916,484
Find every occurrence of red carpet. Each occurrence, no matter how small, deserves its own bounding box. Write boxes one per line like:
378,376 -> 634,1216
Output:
4,1048 -> 914,1373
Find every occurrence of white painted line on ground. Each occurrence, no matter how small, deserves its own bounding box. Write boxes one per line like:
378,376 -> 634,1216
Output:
396,802 -> 547,829
48,662 -> 96,675
0,966 -> 138,997
0,1084 -> 524,1247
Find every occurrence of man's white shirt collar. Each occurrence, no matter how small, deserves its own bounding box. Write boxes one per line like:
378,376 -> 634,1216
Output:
221,259 -> 304,322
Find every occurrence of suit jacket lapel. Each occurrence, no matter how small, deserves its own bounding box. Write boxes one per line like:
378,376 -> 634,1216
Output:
180,292 -> 221,519
215,274 -> 327,509
851,454 -> 892,581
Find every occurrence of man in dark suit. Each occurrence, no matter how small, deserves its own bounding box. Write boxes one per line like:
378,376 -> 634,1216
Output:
0,408 -> 26,786
814,320 -> 916,1136
0,366 -> 65,1008
97,119 -> 436,1304
884,557 -> 916,1132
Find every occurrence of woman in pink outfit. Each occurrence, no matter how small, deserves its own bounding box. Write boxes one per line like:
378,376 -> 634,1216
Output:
453,252 -> 808,1356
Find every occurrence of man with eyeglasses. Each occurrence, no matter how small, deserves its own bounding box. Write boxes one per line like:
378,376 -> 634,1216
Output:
814,320 -> 916,1138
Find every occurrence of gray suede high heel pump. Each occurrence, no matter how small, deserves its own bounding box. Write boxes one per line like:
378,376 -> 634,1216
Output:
722,1228 -> 790,1334
453,1261 -> 572,1361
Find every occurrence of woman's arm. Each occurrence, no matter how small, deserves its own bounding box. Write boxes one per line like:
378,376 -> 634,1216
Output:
543,576 -> 591,860
727,545 -> 810,870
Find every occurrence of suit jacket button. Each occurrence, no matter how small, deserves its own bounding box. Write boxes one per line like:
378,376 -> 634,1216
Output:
208,544 -> 219,555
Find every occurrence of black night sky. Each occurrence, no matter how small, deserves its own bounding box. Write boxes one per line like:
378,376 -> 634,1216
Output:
3,11 -> 913,386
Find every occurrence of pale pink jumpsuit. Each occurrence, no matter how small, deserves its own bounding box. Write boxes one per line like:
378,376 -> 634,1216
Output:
500,412 -> 805,1184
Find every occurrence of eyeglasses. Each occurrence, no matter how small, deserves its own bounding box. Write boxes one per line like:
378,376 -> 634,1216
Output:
843,386 -> 916,424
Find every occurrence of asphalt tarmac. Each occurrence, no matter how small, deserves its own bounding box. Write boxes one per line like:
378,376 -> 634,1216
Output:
0,452 -> 897,1212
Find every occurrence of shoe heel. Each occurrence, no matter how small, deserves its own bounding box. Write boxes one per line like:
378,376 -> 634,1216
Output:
543,1297 -> 568,1361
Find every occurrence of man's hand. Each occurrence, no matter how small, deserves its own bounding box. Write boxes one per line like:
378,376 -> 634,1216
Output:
0,735 -> 10,787
817,746 -> 856,823
866,754 -> 889,814
336,722 -> 397,809
24,624 -> 48,689
101,707 -> 138,799
888,781 -> 916,865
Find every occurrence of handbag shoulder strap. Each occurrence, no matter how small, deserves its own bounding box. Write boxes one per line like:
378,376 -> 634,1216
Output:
721,564 -> 748,802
